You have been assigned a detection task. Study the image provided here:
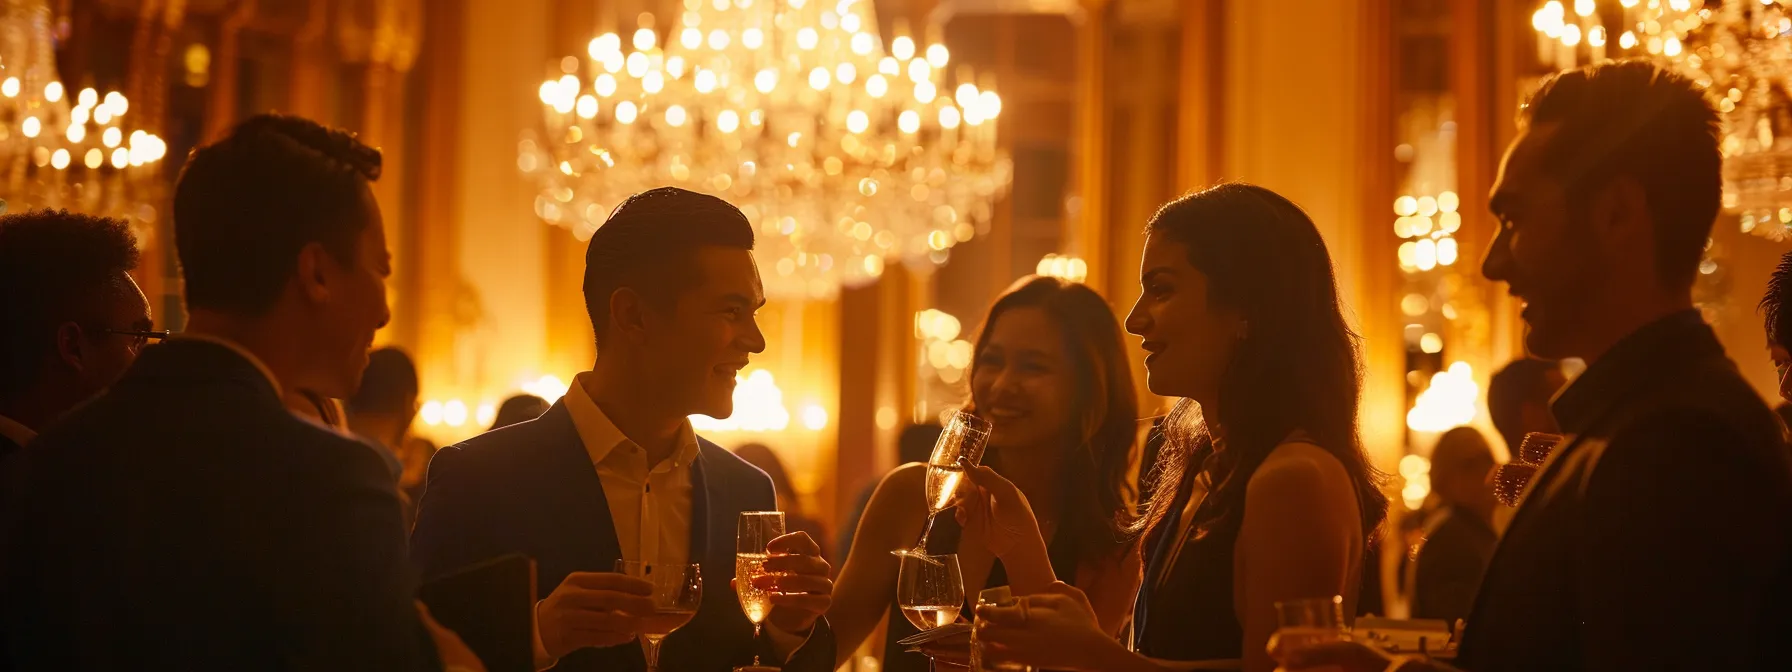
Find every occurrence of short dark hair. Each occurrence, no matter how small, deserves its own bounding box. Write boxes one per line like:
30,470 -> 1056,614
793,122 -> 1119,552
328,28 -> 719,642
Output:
1488,358 -> 1561,450
582,187 -> 753,347
174,113 -> 381,315
347,347 -> 418,417
1520,60 -> 1721,291
0,209 -> 140,401
1761,251 -> 1792,351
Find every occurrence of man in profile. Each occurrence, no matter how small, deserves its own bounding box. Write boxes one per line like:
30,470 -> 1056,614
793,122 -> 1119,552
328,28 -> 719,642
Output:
413,187 -> 836,671
1284,60 -> 1792,672
3,114 -> 474,670
0,209 -> 152,458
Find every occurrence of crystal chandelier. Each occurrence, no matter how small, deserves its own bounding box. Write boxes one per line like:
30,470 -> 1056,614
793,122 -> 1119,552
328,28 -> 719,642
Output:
521,0 -> 1013,299
1531,0 -> 1792,240
0,0 -> 168,224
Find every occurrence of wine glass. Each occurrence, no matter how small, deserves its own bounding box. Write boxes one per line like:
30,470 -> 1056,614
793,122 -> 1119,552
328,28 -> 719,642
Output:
898,553 -> 965,631
615,560 -> 703,672
735,511 -> 786,667
893,410 -> 992,561
1268,595 -> 1347,661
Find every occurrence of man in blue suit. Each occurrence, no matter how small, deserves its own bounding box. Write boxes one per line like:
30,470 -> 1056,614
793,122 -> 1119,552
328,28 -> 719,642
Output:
411,187 -> 835,672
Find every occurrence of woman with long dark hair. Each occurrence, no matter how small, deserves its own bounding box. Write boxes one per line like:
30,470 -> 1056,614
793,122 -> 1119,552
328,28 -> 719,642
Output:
827,276 -> 1142,670
960,183 -> 1388,672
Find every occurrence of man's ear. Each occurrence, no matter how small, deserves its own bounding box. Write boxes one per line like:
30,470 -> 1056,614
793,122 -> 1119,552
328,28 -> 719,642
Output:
609,287 -> 650,345
54,321 -> 88,372
294,242 -> 334,304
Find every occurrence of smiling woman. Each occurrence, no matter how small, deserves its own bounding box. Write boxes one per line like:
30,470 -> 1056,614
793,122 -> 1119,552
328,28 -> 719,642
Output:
826,275 -> 1143,672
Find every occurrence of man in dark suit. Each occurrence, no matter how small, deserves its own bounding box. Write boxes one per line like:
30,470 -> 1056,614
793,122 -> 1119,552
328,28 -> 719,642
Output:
412,187 -> 836,672
0,209 -> 153,459
2,114 -> 474,671
1284,61 -> 1792,671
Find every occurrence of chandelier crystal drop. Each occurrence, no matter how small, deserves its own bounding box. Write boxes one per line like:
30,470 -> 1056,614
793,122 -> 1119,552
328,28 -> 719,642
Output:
521,0 -> 1013,299
0,0 -> 168,226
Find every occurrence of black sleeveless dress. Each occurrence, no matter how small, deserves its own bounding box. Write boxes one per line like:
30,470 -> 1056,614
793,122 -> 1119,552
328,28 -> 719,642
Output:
1133,451 -> 1380,663
1133,471 -> 1244,662
880,514 -> 1080,672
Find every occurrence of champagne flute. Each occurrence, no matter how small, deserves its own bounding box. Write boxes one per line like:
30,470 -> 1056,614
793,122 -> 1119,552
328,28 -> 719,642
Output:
1268,595 -> 1348,661
893,410 -> 992,561
735,511 -> 786,667
615,560 -> 703,672
897,553 -> 964,631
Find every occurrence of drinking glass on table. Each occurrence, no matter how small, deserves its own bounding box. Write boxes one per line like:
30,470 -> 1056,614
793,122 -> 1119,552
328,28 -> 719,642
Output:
1269,595 -> 1348,660
893,410 -> 992,561
735,511 -> 786,668
614,560 -> 703,672
898,553 -> 965,631
899,553 -> 966,671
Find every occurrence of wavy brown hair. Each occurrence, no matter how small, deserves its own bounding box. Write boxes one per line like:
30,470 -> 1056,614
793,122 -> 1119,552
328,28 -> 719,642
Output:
965,275 -> 1141,569
1129,184 -> 1388,545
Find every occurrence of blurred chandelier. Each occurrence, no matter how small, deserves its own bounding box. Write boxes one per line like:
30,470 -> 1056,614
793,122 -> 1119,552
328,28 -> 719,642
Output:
1531,0 -> 1792,240
0,0 -> 168,222
522,0 -> 1013,299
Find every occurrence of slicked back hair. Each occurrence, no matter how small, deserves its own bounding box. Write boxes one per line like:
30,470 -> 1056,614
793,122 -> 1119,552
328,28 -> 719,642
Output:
174,113 -> 381,315
1520,60 -> 1721,291
581,187 -> 754,348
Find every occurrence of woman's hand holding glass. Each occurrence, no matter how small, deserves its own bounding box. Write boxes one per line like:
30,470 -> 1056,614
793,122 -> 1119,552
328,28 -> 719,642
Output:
972,582 -> 1130,672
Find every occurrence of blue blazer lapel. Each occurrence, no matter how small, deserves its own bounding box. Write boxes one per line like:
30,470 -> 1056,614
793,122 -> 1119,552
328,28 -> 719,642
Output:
536,403 -> 624,578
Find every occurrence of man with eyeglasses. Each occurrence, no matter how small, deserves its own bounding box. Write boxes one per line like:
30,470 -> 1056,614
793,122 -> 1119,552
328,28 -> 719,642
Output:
0,208 -> 156,458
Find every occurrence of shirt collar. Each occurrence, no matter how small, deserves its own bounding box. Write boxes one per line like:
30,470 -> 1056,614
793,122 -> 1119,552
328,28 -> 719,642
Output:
564,371 -> 701,470
1551,308 -> 1719,435
170,333 -> 283,397
0,413 -> 36,447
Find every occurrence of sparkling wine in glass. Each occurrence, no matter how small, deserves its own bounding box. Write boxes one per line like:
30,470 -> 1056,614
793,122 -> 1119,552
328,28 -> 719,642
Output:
894,411 -> 991,561
897,553 -> 964,631
1268,595 -> 1348,661
615,560 -> 703,672
735,511 -> 786,667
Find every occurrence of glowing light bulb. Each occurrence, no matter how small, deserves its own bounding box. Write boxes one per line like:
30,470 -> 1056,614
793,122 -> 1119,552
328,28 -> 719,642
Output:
696,69 -> 719,93
925,44 -> 949,67
907,58 -> 931,83
708,29 -> 730,50
847,110 -> 869,133
44,81 -> 63,102
66,123 -> 85,143
898,110 -> 920,133
78,87 -> 97,107
979,91 -> 1002,118
84,148 -> 103,169
939,106 -> 961,129
836,62 -> 857,84
809,67 -> 831,90
956,83 -> 978,108
103,127 -> 122,148
718,109 -> 741,133
682,28 -> 703,49
0,77 -> 18,97
892,36 -> 915,60
51,148 -> 69,169
21,116 -> 40,138
666,104 -> 688,127
616,100 -> 639,123
595,73 -> 618,97
755,69 -> 777,93
913,81 -> 936,103
798,28 -> 819,50
576,94 -> 599,118
633,28 -> 657,51
866,74 -> 888,98
742,28 -> 764,49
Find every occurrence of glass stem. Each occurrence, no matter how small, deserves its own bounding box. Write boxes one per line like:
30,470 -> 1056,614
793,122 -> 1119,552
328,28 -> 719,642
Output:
913,510 -> 940,553
645,636 -> 663,672
752,622 -> 763,665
